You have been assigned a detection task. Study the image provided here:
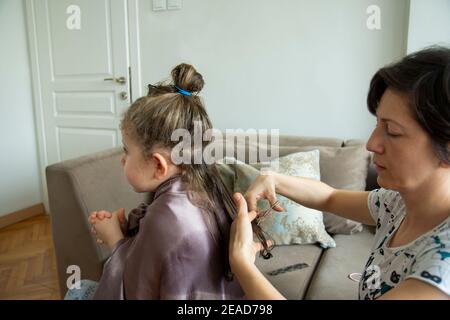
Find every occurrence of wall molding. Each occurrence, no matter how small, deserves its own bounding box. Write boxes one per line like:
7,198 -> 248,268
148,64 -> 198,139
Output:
25,0 -> 49,213
127,0 -> 143,102
0,203 -> 46,229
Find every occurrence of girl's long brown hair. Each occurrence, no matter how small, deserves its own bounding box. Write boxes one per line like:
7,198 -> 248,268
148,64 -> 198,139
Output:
120,63 -> 272,280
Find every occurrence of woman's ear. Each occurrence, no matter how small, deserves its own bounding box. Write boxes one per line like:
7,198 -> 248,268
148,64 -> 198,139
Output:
440,160 -> 450,169
439,143 -> 450,168
151,152 -> 169,180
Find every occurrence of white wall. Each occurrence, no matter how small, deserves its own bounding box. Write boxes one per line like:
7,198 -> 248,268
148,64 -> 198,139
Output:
0,0 -> 416,217
0,0 -> 42,216
138,0 -> 409,140
407,0 -> 450,53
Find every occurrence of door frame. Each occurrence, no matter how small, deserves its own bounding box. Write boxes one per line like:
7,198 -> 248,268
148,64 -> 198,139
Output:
24,0 -> 142,212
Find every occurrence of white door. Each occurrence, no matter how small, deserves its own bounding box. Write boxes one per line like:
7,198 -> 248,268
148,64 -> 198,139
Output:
26,0 -> 141,211
29,0 -> 131,164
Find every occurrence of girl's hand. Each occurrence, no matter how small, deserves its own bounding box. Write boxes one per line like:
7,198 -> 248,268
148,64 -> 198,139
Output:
229,193 -> 272,272
244,172 -> 284,213
89,208 -> 127,241
89,210 -> 111,244
90,211 -> 124,250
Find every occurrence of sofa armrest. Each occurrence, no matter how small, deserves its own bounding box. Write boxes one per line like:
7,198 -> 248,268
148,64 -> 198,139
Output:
46,148 -> 149,297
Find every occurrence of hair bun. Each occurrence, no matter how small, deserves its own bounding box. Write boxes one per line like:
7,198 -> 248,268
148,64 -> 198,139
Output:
171,63 -> 204,94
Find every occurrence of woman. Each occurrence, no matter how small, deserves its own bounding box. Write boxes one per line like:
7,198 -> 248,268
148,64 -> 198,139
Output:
229,46 -> 450,300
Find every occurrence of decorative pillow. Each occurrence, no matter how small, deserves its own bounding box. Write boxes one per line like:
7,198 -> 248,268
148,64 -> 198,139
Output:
228,150 -> 336,248
274,145 -> 369,235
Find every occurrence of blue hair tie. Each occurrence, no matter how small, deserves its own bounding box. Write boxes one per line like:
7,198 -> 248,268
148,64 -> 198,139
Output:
175,85 -> 192,96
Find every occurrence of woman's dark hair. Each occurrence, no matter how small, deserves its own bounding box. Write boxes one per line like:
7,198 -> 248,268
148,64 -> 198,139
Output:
121,63 -> 273,280
367,46 -> 450,163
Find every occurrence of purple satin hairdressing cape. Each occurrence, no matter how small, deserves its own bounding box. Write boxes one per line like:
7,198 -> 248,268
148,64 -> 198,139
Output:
93,174 -> 245,300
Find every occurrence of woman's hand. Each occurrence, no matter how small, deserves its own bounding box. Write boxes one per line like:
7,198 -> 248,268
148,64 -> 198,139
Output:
244,172 -> 284,212
229,193 -> 272,272
229,193 -> 285,300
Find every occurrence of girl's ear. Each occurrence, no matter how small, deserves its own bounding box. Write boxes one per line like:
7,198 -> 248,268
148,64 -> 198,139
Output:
151,152 -> 169,180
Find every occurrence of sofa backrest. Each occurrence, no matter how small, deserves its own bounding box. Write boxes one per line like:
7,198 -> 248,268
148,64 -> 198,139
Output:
210,134 -> 378,191
46,148 -> 151,292
46,135 -> 377,294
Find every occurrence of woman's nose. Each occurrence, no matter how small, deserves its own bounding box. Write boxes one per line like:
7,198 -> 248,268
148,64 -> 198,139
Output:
120,155 -> 125,167
366,127 -> 384,154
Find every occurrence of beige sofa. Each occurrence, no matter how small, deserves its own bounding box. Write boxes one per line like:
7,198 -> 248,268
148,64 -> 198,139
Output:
46,135 -> 378,299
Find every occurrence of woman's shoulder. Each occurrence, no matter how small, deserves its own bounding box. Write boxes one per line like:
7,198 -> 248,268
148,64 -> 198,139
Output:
368,188 -> 405,229
416,217 -> 450,251
369,188 -> 402,207
405,217 -> 450,295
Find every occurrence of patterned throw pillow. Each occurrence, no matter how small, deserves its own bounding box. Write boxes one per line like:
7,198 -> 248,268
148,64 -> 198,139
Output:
220,150 -> 336,248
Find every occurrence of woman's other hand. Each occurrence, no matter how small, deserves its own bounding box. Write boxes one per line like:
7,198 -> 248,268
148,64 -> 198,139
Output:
229,193 -> 272,271
229,193 -> 285,300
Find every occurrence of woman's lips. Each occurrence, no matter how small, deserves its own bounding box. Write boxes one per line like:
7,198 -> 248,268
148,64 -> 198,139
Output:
374,161 -> 386,171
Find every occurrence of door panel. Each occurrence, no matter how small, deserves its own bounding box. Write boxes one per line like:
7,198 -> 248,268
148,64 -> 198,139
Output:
48,0 -> 113,76
33,0 -> 129,163
56,127 -> 117,161
54,92 -> 115,116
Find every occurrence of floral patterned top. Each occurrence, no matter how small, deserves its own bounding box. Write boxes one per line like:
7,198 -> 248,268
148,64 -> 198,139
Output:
359,188 -> 450,299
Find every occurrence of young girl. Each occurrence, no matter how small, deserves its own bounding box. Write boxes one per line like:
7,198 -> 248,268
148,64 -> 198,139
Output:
83,63 -> 247,299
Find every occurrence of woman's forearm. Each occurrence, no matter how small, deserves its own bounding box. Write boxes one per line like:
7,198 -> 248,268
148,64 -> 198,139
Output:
272,173 -> 373,225
233,261 -> 286,300
274,173 -> 335,211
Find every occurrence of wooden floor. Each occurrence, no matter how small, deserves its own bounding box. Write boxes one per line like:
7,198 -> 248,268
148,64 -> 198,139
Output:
0,214 -> 61,299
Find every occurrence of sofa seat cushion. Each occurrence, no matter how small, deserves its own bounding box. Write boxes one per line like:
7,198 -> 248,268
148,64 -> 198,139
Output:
255,244 -> 323,299
305,226 -> 374,300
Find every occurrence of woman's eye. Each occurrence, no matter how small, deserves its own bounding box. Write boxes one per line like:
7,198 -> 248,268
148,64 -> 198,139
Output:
122,147 -> 128,154
386,125 -> 402,137
386,130 -> 401,137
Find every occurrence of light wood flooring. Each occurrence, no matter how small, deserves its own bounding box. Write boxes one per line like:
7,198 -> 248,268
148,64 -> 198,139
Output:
0,214 -> 60,299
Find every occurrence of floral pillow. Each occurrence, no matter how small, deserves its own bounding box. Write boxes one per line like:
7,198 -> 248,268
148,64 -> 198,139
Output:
219,150 -> 336,248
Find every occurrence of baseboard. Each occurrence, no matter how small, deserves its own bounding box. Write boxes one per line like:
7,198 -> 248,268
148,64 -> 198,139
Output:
0,203 -> 46,229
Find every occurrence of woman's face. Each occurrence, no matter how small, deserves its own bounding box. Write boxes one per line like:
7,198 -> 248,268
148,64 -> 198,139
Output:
366,88 -> 441,192
120,131 -> 156,193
